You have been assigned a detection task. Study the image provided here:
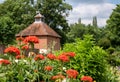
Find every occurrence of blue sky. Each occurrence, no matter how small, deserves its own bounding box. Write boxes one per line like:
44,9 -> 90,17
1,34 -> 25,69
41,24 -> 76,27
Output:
0,0 -> 120,27
65,0 -> 120,27
109,0 -> 120,4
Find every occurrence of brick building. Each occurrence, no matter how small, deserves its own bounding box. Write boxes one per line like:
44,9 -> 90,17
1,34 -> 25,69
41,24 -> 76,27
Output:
16,13 -> 61,53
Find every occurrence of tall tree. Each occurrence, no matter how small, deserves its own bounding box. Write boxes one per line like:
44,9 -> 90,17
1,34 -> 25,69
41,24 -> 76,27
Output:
36,0 -> 72,32
92,16 -> 98,27
106,4 -> 120,46
67,22 -> 102,43
0,0 -> 35,32
78,18 -> 81,24
0,16 -> 15,45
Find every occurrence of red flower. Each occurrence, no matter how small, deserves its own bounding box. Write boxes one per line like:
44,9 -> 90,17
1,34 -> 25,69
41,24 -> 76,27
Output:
44,66 -> 52,71
4,46 -> 20,55
16,37 -> 24,41
0,59 -> 10,65
81,76 -> 93,82
57,55 -> 69,62
34,54 -> 44,61
22,45 -> 29,50
65,52 -> 76,57
66,69 -> 79,79
47,53 -> 56,60
51,74 -> 65,80
24,36 -> 39,44
16,55 -> 25,59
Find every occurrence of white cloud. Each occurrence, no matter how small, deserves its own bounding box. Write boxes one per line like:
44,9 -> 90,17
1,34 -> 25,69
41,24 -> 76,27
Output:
67,3 -> 115,27
66,0 -> 108,7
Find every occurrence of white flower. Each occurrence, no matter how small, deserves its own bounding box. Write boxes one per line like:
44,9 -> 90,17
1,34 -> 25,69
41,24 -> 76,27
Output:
15,59 -> 19,63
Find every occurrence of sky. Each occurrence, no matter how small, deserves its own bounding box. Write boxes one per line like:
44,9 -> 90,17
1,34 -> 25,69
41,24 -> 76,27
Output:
0,0 -> 120,27
65,0 -> 120,27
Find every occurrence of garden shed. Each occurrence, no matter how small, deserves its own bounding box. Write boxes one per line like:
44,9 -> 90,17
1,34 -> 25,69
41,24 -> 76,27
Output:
16,13 -> 61,53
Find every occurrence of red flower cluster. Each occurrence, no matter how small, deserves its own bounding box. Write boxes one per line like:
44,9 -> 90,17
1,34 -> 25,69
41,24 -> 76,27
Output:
0,59 -> 10,65
47,53 -> 56,60
24,36 -> 39,44
34,54 -> 44,61
57,54 -> 69,62
16,37 -> 24,41
65,52 -> 76,57
44,66 -> 52,71
66,69 -> 79,79
16,55 -> 25,59
4,46 -> 20,55
22,45 -> 29,50
81,76 -> 93,82
51,74 -> 65,80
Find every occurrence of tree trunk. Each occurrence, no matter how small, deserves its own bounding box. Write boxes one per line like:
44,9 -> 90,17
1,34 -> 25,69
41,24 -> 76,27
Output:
0,44 -> 6,54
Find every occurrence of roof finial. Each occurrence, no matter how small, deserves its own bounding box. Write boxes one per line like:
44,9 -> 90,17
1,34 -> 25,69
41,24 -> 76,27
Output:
36,11 -> 40,14
35,11 -> 44,23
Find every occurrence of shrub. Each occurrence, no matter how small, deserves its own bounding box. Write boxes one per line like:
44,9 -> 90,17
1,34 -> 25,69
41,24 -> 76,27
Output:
98,38 -> 111,49
62,35 -> 118,82
107,47 -> 115,54
107,51 -> 120,66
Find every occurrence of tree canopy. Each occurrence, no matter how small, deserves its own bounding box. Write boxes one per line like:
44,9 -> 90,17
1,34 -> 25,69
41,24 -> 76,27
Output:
106,4 -> 120,46
0,0 -> 72,45
0,16 -> 15,45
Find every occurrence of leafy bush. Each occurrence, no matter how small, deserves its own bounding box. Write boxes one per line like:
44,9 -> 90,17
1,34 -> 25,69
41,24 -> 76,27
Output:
107,47 -> 115,54
62,35 -> 118,82
98,37 -> 111,49
107,51 -> 120,66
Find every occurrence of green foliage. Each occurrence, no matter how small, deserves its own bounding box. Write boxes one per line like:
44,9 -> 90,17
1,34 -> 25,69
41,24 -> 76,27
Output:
106,4 -> 120,46
67,23 -> 103,43
0,16 -> 16,45
67,23 -> 87,42
62,35 -> 118,82
106,47 -> 115,54
0,0 -> 35,31
107,51 -> 120,66
36,0 -> 72,32
98,37 -> 111,49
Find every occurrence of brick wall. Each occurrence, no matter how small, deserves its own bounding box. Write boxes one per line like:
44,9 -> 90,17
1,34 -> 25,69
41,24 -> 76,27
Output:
34,36 -> 47,49
47,36 -> 60,51
34,36 -> 60,51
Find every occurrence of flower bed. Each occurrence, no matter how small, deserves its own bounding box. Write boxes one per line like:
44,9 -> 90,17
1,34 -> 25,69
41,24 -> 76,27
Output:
0,36 -> 94,82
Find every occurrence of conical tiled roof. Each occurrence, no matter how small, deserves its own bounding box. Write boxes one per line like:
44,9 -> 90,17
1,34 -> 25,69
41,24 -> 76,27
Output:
16,13 -> 61,38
